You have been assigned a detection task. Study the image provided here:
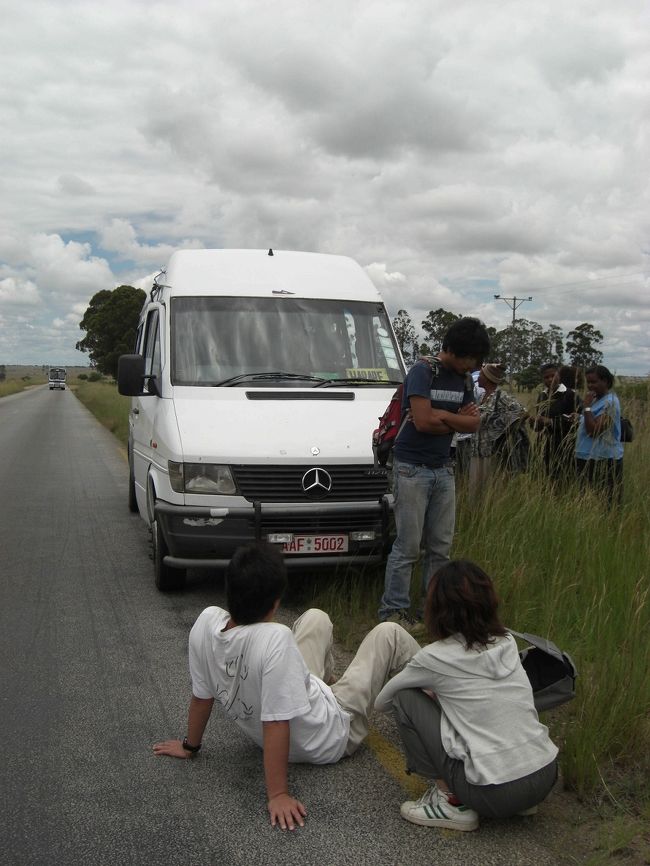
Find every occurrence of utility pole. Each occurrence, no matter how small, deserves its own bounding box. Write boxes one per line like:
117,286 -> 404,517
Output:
493,294 -> 533,381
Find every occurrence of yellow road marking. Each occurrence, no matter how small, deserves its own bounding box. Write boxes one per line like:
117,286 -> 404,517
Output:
366,729 -> 428,800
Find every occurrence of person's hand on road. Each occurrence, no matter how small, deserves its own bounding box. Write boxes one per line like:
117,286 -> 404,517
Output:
152,739 -> 193,759
268,793 -> 307,830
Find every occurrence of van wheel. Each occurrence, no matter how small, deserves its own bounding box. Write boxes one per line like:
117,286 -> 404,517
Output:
152,518 -> 186,591
128,461 -> 138,513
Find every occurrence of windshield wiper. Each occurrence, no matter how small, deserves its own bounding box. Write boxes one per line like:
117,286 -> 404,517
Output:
213,371 -> 328,387
314,377 -> 404,388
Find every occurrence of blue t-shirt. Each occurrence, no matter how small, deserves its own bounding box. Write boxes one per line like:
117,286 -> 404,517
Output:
576,393 -> 623,460
395,360 -> 473,467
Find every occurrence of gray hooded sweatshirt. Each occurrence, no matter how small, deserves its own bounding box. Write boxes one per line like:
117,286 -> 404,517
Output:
375,633 -> 558,785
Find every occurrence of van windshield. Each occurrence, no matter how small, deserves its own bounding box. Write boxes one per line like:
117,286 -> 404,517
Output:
171,297 -> 404,386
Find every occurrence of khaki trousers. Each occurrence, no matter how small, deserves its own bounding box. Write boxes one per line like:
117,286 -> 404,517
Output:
292,609 -> 420,755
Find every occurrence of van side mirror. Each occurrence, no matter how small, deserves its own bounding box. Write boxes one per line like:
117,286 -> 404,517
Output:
118,354 -> 148,396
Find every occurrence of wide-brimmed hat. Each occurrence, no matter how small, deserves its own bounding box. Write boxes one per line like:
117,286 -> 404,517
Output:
481,363 -> 507,384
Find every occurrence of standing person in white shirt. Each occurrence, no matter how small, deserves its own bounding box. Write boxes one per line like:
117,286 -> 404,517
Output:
153,542 -> 420,830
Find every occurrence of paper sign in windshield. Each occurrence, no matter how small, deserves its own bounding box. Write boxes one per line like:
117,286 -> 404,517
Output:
344,368 -> 389,381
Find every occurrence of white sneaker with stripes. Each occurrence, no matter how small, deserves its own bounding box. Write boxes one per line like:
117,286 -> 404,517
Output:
400,786 -> 479,831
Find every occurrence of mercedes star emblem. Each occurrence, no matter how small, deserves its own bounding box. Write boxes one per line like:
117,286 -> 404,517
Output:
301,467 -> 333,498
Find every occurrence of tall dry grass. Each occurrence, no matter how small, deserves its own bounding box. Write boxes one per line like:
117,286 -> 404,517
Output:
305,386 -> 650,802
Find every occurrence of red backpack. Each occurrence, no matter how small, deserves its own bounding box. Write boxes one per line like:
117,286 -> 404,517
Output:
372,358 -> 438,467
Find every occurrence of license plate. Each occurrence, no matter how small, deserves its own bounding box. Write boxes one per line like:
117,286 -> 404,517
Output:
283,535 -> 349,554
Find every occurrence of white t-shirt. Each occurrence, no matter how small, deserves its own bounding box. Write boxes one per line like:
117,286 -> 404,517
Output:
189,607 -> 350,764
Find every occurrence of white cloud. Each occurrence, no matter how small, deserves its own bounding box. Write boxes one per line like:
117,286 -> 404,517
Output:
57,174 -> 96,196
0,0 -> 649,370
0,277 -> 40,305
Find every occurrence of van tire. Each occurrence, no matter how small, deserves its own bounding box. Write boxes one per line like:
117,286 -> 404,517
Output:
152,518 -> 186,591
128,460 -> 138,514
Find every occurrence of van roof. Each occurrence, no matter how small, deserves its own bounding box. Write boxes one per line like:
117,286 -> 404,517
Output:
163,249 -> 383,301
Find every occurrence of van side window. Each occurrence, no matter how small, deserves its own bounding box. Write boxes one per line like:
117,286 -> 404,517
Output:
142,309 -> 161,394
134,322 -> 144,354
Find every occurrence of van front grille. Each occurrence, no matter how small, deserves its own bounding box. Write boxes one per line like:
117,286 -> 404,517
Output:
231,464 -> 388,503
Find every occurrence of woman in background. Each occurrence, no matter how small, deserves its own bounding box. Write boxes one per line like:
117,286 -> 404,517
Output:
530,365 -> 582,484
575,364 -> 623,507
468,363 -> 527,500
375,560 -> 558,832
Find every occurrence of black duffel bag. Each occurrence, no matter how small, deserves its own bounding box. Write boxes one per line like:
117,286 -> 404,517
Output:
509,629 -> 578,712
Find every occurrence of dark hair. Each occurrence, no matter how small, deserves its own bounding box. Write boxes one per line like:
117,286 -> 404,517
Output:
586,364 -> 614,389
559,365 -> 581,389
441,317 -> 491,362
424,560 -> 507,649
226,542 -> 287,624
540,362 -> 558,374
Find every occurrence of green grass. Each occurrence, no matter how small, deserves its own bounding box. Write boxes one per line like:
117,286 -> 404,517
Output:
293,392 -> 650,809
73,377 -> 650,811
0,375 -> 47,397
72,378 -> 131,445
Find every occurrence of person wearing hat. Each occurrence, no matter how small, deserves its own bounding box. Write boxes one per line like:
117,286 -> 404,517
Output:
469,363 -> 527,499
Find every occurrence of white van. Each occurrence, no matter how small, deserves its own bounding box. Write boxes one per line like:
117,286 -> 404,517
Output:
118,248 -> 405,590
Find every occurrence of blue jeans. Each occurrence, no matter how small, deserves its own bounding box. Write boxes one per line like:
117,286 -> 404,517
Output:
379,460 -> 456,620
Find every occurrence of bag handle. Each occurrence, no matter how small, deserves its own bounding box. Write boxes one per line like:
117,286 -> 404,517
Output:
507,628 -> 565,663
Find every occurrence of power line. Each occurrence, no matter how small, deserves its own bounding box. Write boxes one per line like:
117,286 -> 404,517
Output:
508,270 -> 650,297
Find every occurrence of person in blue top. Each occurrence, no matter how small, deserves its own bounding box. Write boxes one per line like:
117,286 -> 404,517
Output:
378,317 -> 491,629
575,365 -> 624,507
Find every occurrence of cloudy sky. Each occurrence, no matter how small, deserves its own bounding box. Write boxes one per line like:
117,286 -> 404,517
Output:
1,0 -> 649,373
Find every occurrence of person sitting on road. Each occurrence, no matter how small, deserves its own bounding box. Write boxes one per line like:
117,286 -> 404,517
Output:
153,541 -> 420,831
375,560 -> 558,833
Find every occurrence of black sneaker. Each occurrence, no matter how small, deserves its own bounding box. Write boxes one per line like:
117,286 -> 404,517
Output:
383,610 -> 426,637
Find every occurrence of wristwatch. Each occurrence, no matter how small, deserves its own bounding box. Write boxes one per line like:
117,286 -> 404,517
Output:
182,737 -> 201,754
583,407 -> 592,413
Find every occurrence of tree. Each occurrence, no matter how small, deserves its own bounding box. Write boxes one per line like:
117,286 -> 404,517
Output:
77,285 -> 146,378
420,309 -> 460,354
514,364 -> 541,392
545,324 -> 564,365
566,323 -> 604,369
392,309 -> 418,365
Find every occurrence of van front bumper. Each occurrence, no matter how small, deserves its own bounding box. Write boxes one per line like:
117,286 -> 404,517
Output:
155,497 -> 394,568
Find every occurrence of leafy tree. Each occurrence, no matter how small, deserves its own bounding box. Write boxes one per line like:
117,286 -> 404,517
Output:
545,324 -> 564,365
421,308 -> 460,354
515,364 -> 541,392
0,364 -> 6,382
77,285 -> 146,378
392,309 -> 418,365
566,323 -> 604,368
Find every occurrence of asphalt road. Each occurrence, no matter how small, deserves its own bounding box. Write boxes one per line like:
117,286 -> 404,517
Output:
0,386 -> 563,866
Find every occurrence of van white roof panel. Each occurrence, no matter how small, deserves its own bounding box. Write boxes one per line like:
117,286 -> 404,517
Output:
163,249 -> 382,301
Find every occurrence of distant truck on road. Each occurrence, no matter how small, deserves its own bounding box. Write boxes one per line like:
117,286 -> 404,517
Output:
48,367 -> 67,390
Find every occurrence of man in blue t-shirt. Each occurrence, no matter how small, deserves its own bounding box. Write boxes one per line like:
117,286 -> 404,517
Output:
379,317 -> 491,628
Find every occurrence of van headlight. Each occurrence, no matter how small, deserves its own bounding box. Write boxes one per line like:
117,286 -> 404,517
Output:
168,462 -> 237,495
